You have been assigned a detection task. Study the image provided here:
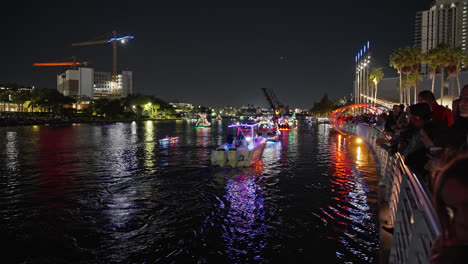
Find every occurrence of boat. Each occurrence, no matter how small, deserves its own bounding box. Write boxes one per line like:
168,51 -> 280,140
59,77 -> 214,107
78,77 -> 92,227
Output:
258,118 -> 281,142
159,136 -> 179,143
317,116 -> 329,123
277,115 -> 297,130
211,122 -> 267,167
195,114 -> 211,128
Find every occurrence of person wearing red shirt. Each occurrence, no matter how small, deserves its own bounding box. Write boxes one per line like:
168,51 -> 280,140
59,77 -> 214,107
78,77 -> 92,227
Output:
418,90 -> 454,127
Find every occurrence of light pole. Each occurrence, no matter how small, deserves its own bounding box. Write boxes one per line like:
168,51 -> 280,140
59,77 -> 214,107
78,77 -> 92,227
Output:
355,41 -> 371,113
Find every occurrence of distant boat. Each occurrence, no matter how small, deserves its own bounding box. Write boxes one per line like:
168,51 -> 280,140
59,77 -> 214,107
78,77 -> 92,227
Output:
258,119 -> 281,142
277,116 -> 297,130
317,117 -> 329,123
195,114 -> 211,128
159,136 -> 179,143
211,122 -> 267,167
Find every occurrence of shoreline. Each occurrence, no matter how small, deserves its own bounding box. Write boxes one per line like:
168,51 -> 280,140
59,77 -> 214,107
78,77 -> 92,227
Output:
0,117 -> 185,127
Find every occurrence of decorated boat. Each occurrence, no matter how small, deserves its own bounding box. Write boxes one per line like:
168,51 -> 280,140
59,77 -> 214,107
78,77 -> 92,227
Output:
195,114 -> 211,128
211,122 -> 267,167
258,118 -> 281,142
277,115 -> 297,130
158,136 -> 179,143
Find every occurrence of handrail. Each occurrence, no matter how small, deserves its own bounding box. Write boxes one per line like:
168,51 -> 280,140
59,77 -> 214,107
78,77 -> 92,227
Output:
339,122 -> 441,264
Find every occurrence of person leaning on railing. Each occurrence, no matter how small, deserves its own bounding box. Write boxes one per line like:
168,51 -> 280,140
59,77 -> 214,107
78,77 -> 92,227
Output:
428,152 -> 468,264
399,103 -> 441,189
420,119 -> 458,192
452,85 -> 468,152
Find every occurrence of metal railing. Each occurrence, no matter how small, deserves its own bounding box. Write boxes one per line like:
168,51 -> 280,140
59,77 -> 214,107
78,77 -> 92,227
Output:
340,122 -> 441,264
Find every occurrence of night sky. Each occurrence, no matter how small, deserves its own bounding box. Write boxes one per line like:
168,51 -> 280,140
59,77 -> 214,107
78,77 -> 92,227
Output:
1,0 -> 432,108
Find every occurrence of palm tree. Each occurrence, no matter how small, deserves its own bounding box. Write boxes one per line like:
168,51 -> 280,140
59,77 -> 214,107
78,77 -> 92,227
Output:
11,89 -> 31,112
390,48 -> 405,104
409,45 -> 422,104
423,47 -> 439,93
369,67 -> 384,105
400,47 -> 414,105
445,46 -> 465,101
408,72 -> 423,100
0,90 -> 9,111
396,72 -> 422,101
435,44 -> 451,106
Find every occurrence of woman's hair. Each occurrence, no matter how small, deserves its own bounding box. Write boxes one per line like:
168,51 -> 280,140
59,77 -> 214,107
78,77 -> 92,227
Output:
432,152 -> 468,235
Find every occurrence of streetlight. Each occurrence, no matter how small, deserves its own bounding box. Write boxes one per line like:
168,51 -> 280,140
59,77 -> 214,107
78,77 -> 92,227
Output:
147,103 -> 153,117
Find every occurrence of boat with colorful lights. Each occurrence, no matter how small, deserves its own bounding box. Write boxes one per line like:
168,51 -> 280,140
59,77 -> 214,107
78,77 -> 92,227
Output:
258,118 -> 281,142
195,114 -> 211,128
158,136 -> 179,143
277,115 -> 297,130
211,122 -> 267,167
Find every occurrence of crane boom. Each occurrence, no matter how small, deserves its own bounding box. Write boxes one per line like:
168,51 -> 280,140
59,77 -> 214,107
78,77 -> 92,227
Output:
261,88 -> 288,117
33,62 -> 87,67
262,88 -> 276,110
33,56 -> 88,70
72,39 -> 108,46
72,30 -> 134,94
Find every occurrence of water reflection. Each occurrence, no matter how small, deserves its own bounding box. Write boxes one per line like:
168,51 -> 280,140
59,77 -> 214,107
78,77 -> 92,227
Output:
35,127 -> 77,209
144,121 -> 156,169
322,132 -> 378,262
6,131 -> 18,172
216,162 -> 267,262
356,146 -> 362,163
196,128 -> 211,165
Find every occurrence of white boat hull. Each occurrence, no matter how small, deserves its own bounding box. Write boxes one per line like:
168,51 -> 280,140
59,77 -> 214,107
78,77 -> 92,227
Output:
211,138 -> 267,168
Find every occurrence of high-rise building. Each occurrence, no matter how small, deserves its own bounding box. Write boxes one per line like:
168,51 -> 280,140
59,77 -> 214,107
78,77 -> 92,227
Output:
415,0 -> 468,74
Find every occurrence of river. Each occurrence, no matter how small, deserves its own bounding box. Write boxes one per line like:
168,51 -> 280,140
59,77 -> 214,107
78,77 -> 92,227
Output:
0,119 -> 379,263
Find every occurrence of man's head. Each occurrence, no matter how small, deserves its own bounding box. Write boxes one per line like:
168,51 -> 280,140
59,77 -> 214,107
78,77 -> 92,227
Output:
399,104 -> 405,112
459,84 -> 468,118
418,90 -> 436,105
392,105 -> 401,115
409,103 -> 432,128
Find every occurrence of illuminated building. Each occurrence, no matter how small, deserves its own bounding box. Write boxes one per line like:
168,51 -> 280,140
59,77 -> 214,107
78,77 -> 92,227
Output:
57,68 -> 132,100
57,67 -> 94,100
415,0 -> 468,74
93,70 -> 133,99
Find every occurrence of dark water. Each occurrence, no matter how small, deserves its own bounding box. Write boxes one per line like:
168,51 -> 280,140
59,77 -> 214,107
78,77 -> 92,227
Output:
0,120 -> 379,263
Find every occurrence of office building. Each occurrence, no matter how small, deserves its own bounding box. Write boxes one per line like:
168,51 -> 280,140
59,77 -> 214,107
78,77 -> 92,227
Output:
57,68 -> 133,100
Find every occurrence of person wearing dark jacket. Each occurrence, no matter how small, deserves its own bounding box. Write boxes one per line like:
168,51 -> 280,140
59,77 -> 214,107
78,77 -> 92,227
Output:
452,85 -> 468,151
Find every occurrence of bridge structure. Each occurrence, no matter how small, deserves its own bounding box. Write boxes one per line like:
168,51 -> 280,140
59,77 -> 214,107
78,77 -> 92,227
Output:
329,103 -> 386,133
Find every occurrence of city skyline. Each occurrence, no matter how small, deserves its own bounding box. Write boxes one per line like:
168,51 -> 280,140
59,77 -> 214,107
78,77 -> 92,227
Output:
1,0 -> 432,108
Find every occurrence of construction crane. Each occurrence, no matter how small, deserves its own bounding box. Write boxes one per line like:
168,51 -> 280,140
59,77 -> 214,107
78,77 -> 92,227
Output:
71,30 -> 134,94
261,88 -> 289,118
33,56 -> 89,70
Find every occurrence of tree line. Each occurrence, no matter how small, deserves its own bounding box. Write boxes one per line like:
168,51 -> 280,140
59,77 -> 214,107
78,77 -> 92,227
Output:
389,44 -> 465,106
0,85 -> 176,119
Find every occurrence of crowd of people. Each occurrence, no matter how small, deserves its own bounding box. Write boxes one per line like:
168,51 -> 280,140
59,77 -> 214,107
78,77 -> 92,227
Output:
375,88 -> 467,192
341,86 -> 468,263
